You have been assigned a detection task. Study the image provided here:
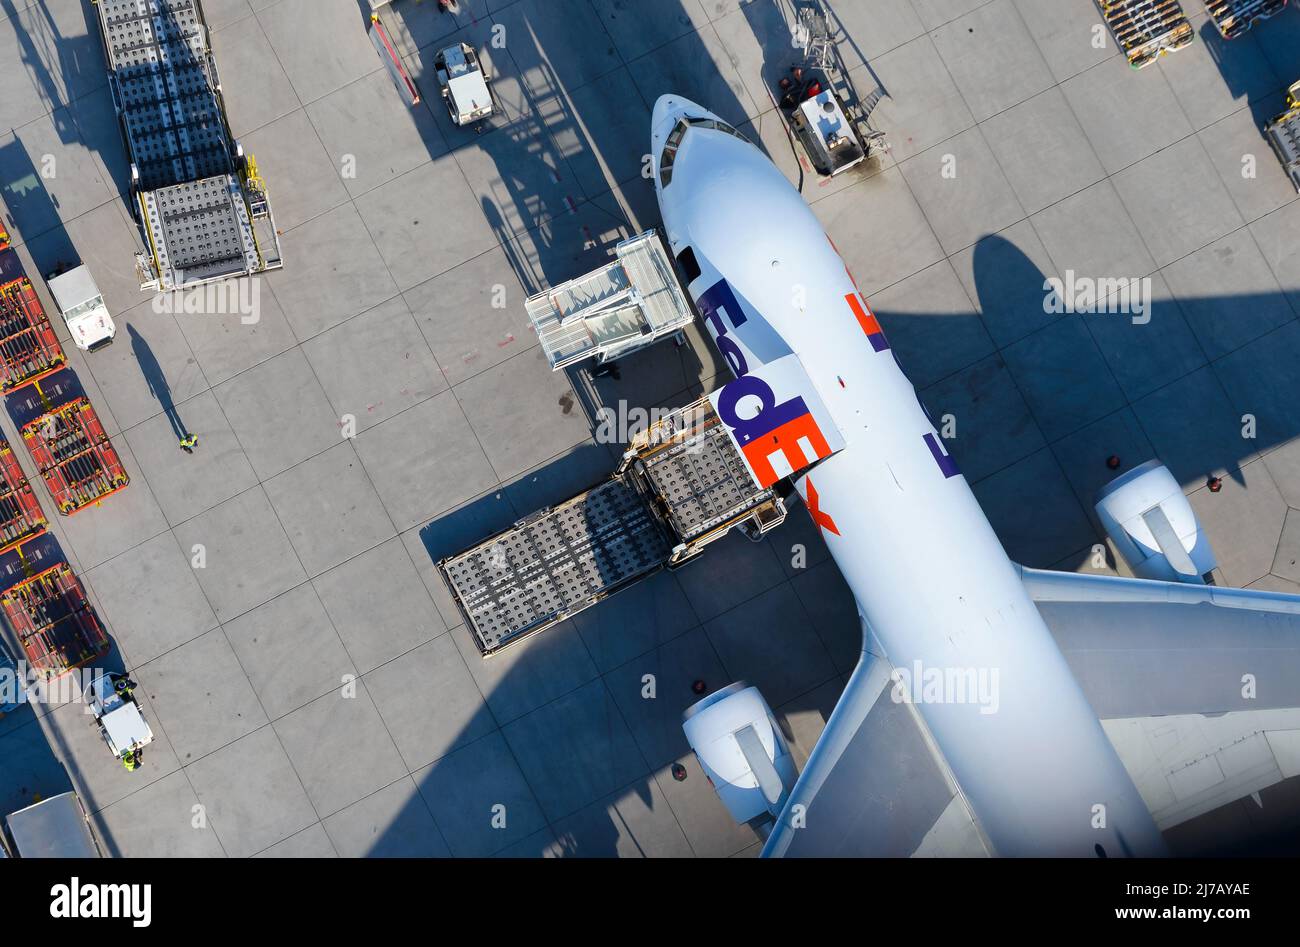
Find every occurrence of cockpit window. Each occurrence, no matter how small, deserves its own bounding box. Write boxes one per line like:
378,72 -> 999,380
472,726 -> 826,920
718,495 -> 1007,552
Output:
659,116 -> 751,188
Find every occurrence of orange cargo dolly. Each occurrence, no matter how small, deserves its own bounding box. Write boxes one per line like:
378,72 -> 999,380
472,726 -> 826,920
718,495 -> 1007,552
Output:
0,437 -> 46,552
1,557 -> 109,680
0,275 -> 67,393
21,397 -> 128,515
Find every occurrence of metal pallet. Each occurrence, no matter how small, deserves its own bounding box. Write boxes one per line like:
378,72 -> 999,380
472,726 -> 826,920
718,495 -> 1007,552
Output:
1,559 -> 110,680
0,438 -> 47,554
1097,0 -> 1195,68
0,276 -> 66,393
21,397 -> 130,516
1266,81 -> 1300,192
1203,0 -> 1288,38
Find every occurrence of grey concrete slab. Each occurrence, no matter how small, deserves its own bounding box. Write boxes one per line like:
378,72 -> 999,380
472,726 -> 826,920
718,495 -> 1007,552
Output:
1248,200 -> 1300,314
625,24 -> 759,130
239,109 -> 351,233
273,680 -> 407,817
589,0 -> 710,64
25,202 -> 145,324
495,0 -> 622,95
550,774 -> 693,857
365,632 -> 495,771
201,0 -> 254,32
306,69 -> 448,201
1158,16 -> 1283,132
372,0 -> 461,59
501,677 -> 647,821
1061,53 -> 1194,175
84,531 -> 219,666
209,11 -> 301,138
898,128 -> 1024,257
186,725 -> 319,857
0,112 -> 109,249
1013,0 -> 1117,84
971,447 -> 1097,566
1085,273 -> 1206,402
604,626 -> 727,769
257,0 -> 382,105
222,583 -> 357,721
672,528 -> 787,623
213,346 -> 340,480
66,84 -> 134,207
768,495 -> 832,579
173,279 -> 299,387
0,17 -> 51,133
413,729 -> 548,856
543,68 -> 654,202
137,628 -> 269,762
931,0 -> 1054,122
52,438 -> 170,570
314,536 -> 446,675
949,220 -> 1062,347
912,0 -> 991,30
254,821 -> 336,857
789,557 -> 860,676
1132,367 -> 1257,489
264,203 -> 401,341
353,390 -> 499,531
92,770 -> 226,858
0,715 -> 72,818
449,617 -> 597,724
869,260 -> 995,390
454,347 -> 590,479
501,196 -> 638,296
819,0 -> 925,66
812,167 -> 944,297
304,295 -> 445,436
919,353 -> 1045,483
980,87 -> 1106,216
123,390 -> 260,527
703,583 -> 836,707
864,34 -> 976,162
1260,437 -> 1300,512
172,486 -> 307,623
775,674 -> 844,771
1213,321 -> 1300,460
42,691 -> 182,815
355,156 -> 498,291
1049,408 -> 1156,527
1001,317 -> 1127,442
322,775 -> 451,857
403,246 -> 531,388
1272,509 -> 1300,585
572,569 -> 701,674
1163,229 -> 1294,361
1112,136 -> 1243,269
1255,2 -> 1300,79
85,299 -> 208,434
264,442 -> 395,577
494,826 -> 561,857
1188,458 -> 1287,587
1030,179 -> 1157,282
651,753 -> 760,857
1197,104 -> 1300,226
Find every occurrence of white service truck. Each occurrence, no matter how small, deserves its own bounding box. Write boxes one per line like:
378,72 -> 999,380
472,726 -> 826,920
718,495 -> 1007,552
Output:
46,265 -> 115,352
3,791 -> 102,858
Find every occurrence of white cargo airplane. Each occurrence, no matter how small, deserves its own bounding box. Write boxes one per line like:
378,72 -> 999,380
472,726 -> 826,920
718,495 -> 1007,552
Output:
652,94 -> 1300,857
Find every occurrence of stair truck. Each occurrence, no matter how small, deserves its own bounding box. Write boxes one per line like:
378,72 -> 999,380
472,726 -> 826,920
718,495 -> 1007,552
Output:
93,0 -> 283,292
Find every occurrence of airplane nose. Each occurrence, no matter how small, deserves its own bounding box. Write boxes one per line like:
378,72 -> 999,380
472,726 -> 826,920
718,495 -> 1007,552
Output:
651,93 -> 700,149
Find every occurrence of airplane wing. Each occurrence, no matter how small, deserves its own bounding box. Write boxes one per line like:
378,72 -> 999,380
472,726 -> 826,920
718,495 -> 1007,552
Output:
765,570 -> 1300,857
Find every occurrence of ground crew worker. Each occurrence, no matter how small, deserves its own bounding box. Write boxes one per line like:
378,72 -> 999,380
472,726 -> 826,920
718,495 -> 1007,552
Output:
121,750 -> 138,772
112,674 -> 136,701
179,433 -> 199,453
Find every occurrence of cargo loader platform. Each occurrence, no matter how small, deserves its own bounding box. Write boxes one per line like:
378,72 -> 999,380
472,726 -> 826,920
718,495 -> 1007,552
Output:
1,555 -> 110,681
440,398 -> 788,656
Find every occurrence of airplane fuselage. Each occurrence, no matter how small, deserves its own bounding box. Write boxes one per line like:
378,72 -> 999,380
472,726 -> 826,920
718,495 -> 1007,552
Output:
651,95 -> 1166,856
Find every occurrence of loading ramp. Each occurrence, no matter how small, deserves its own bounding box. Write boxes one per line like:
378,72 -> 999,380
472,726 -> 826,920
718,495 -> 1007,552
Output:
93,0 -> 283,291
1203,0 -> 1289,39
440,398 -> 788,656
527,230 -> 695,371
1096,1 -> 1195,69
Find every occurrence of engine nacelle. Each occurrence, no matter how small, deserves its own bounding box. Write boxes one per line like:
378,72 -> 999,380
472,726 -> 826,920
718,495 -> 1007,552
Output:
1095,460 -> 1217,584
682,682 -> 798,829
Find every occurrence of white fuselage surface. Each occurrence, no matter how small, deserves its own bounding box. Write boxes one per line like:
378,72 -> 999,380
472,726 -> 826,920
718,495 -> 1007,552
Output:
651,95 -> 1165,857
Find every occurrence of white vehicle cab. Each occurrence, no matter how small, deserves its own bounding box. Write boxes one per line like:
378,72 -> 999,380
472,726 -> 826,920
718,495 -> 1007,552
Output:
46,265 -> 115,352
434,42 -> 495,128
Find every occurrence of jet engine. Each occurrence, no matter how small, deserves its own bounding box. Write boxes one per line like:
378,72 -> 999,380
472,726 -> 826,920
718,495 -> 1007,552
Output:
681,682 -> 798,831
1095,460 -> 1217,584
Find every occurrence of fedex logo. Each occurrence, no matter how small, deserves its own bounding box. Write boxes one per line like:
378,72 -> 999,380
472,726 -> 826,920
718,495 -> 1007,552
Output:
698,279 -> 838,489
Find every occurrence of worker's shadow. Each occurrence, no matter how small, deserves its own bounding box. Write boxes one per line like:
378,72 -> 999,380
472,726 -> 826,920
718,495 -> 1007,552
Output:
128,325 -> 188,442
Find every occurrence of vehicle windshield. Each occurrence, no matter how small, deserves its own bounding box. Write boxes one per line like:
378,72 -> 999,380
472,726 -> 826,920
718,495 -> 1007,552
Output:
64,295 -> 104,320
444,47 -> 473,78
